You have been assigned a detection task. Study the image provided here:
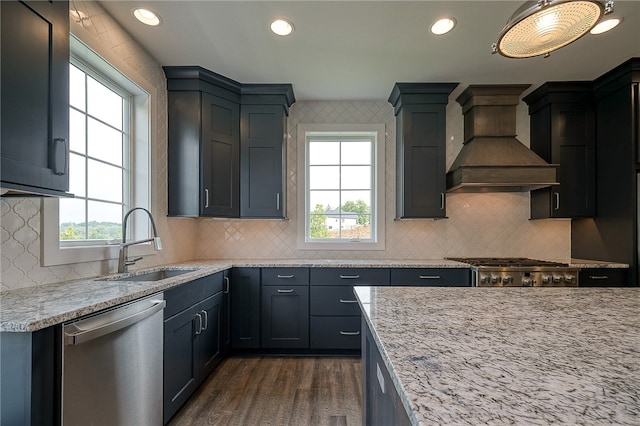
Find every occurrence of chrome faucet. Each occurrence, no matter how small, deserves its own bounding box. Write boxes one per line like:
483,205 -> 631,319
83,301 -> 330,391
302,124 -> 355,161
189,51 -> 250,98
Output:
118,207 -> 163,273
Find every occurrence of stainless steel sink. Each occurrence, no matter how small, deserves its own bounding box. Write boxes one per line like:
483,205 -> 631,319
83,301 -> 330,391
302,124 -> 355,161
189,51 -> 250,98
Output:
101,268 -> 198,282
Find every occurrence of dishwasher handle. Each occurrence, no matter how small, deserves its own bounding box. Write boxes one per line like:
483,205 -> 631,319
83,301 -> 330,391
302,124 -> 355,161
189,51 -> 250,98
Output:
64,299 -> 166,346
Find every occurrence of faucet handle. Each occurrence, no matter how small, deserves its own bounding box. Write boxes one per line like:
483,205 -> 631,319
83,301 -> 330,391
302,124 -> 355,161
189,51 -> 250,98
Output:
153,237 -> 163,251
125,256 -> 143,266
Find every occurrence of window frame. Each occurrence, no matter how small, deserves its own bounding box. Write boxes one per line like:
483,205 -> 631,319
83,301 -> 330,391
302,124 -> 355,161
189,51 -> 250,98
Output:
41,34 -> 153,266
297,123 -> 386,251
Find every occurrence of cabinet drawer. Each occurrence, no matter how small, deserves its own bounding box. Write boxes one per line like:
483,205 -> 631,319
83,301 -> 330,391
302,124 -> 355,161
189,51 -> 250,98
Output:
164,273 -> 223,318
310,286 -> 361,316
310,316 -> 361,349
310,268 -> 390,286
579,269 -> 629,286
261,267 -> 309,286
390,268 -> 470,286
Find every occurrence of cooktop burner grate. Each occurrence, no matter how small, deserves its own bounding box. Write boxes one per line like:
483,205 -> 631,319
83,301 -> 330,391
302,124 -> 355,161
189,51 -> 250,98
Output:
447,257 -> 569,268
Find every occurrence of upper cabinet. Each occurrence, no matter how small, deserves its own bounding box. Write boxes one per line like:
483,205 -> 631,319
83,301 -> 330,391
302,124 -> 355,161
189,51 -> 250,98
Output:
240,87 -> 294,218
164,66 -> 294,218
571,58 -> 640,286
388,83 -> 458,219
524,82 -> 596,219
1,0 -> 70,196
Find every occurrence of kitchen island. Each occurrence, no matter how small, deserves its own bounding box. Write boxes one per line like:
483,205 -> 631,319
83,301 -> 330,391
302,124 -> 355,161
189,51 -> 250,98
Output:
355,286 -> 639,425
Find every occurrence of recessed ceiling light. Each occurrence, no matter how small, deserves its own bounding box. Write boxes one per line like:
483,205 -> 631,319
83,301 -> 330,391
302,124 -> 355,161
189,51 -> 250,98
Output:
270,18 -> 294,36
430,17 -> 456,35
590,17 -> 622,34
133,8 -> 162,26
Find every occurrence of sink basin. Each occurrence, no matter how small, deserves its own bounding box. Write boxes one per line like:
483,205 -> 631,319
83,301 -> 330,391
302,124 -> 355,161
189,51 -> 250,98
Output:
101,268 -> 198,282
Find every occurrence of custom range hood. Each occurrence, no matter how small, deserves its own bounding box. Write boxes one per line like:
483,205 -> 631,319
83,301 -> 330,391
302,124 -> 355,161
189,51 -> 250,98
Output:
446,84 -> 558,193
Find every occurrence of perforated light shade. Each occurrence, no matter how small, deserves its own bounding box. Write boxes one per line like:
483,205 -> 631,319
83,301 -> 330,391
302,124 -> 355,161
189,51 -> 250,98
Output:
496,1 -> 605,58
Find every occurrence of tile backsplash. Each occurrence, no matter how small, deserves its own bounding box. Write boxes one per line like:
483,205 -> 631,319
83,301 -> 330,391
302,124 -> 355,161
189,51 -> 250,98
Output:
0,1 -> 570,291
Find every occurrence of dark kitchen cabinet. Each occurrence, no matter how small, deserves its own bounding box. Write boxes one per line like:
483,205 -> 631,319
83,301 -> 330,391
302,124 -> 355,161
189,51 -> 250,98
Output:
261,268 -> 309,348
524,82 -> 596,218
163,274 -> 225,423
579,268 -> 629,287
230,267 -> 261,349
165,66 -> 294,218
388,83 -> 458,218
240,103 -> 289,218
221,269 -> 231,355
0,326 -> 60,426
572,58 -> 639,286
362,319 -> 411,426
1,0 -> 70,196
309,268 -> 389,350
165,67 -> 241,217
261,285 -> 309,348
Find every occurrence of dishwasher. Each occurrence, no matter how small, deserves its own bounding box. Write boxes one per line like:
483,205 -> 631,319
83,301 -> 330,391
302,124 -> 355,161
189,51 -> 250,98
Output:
62,293 -> 166,426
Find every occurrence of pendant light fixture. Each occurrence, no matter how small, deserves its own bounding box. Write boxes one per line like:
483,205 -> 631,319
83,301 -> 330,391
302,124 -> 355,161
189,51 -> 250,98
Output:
492,0 -> 614,58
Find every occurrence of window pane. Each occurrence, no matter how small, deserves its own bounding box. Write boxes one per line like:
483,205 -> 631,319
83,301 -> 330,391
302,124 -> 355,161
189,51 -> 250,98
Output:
69,64 -> 85,112
341,190 -> 371,207
87,201 -> 122,240
342,141 -> 371,165
68,153 -> 86,197
309,190 -> 340,212
341,166 -> 371,190
69,109 -> 86,154
88,118 -> 123,166
309,165 -> 339,190
309,141 -> 339,165
59,198 -> 86,240
88,159 -> 122,202
87,76 -> 123,130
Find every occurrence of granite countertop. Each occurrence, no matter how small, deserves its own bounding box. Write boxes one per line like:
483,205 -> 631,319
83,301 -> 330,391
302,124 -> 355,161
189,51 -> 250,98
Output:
0,258 -> 629,333
0,258 -> 463,332
355,286 -> 640,425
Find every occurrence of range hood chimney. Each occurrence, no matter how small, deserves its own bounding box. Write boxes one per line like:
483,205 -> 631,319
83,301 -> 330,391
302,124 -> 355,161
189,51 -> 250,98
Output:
446,84 -> 558,193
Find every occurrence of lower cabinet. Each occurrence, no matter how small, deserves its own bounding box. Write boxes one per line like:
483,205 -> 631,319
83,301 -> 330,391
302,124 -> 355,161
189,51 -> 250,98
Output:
261,285 -> 309,348
230,267 -> 261,349
579,268 -> 629,287
362,319 -> 411,426
163,273 -> 225,424
390,268 -> 471,286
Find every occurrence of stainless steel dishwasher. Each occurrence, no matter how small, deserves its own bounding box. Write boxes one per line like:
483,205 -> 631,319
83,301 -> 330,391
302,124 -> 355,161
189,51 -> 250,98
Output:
62,293 -> 166,426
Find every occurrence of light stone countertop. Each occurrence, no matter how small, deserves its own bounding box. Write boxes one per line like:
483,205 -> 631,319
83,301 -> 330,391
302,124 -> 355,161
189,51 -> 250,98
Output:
0,258 -> 466,332
355,286 -> 640,425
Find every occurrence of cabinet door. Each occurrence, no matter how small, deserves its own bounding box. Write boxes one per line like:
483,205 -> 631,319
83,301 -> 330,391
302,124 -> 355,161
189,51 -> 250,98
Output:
390,268 -> 471,286
196,292 -> 223,381
261,286 -> 309,348
551,103 -> 595,217
1,0 -> 69,195
230,268 -> 261,349
221,270 -> 231,354
201,93 -> 240,217
240,104 -> 286,218
163,307 -> 198,423
397,105 -> 447,218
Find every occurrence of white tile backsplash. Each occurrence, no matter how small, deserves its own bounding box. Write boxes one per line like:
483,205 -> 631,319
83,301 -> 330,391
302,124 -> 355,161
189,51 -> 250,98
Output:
0,2 -> 570,291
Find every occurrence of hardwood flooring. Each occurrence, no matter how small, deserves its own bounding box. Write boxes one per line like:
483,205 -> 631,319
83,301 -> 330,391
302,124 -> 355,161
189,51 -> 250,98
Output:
168,357 -> 363,426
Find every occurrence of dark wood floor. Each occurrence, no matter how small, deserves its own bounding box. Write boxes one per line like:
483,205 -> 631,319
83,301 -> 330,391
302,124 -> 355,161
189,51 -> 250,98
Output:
168,356 -> 363,426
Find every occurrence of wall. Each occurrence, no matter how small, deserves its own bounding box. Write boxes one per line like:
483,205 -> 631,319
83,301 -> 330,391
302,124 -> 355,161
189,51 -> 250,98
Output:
0,1 -> 197,291
196,98 -> 571,260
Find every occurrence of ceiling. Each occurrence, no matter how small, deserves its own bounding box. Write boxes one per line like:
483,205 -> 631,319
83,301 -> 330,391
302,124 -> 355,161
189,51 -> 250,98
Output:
97,1 -> 640,101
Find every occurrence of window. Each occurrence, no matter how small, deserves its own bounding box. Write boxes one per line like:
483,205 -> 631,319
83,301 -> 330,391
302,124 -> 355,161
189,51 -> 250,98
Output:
41,35 -> 152,266
297,124 -> 385,250
59,61 -> 130,245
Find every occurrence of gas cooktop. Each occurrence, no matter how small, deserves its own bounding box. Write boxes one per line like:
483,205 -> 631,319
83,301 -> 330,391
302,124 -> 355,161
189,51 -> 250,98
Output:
447,257 -> 569,268
446,257 -> 578,287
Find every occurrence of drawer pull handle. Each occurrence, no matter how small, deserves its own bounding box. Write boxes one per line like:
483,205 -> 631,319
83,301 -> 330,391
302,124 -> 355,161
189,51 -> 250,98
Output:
419,275 -> 440,279
340,331 -> 360,336
589,275 -> 609,280
277,274 -> 295,279
277,289 -> 294,293
340,275 -> 360,279
339,299 -> 358,304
